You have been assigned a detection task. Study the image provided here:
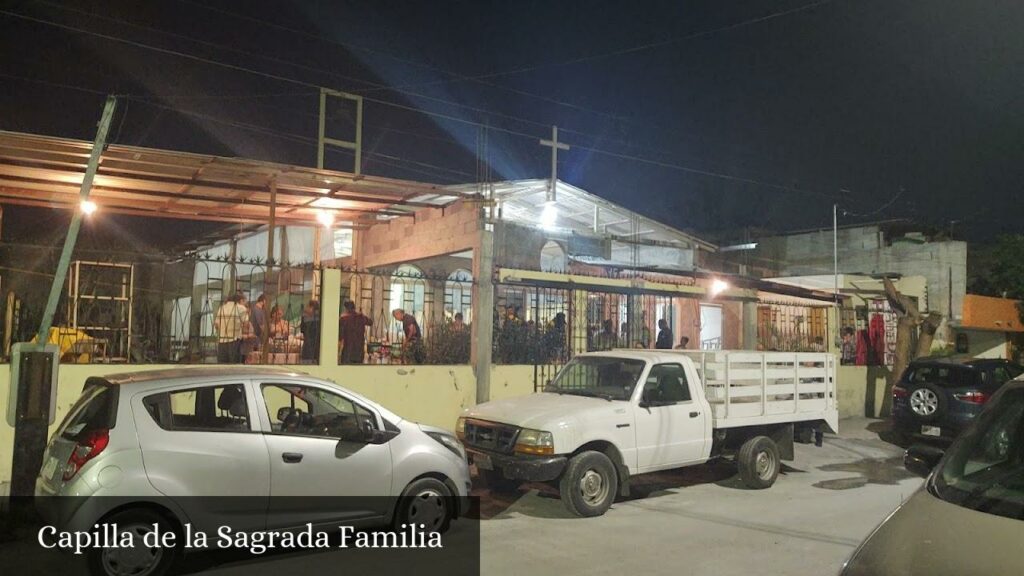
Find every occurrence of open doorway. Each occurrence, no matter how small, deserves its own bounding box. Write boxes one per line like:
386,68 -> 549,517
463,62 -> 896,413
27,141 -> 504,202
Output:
699,304 -> 723,350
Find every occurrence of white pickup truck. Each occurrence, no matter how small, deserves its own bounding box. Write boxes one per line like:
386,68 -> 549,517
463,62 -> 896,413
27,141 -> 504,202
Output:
457,350 -> 839,516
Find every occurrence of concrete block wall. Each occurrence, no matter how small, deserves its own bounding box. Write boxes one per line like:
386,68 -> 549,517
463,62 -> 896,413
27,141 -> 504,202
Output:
755,225 -> 966,346
358,200 -> 482,269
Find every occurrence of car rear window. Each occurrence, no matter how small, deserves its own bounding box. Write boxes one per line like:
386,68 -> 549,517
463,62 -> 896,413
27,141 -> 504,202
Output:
907,365 -> 978,387
59,385 -> 118,440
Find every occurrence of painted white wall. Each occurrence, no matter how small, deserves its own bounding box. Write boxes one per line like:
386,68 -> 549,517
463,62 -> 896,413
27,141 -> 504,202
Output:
961,329 -> 1007,359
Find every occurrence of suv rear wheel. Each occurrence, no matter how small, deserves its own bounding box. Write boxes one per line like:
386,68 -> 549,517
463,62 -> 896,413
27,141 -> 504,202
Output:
909,383 -> 946,422
558,451 -> 618,517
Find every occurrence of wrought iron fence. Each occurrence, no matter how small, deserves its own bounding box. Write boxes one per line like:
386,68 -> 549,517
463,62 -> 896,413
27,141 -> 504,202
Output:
1,255 -> 321,365
756,301 -> 830,352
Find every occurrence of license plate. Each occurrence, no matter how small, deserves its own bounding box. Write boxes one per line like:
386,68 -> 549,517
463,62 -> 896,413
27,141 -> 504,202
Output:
41,456 -> 58,479
921,425 -> 941,437
473,453 -> 493,470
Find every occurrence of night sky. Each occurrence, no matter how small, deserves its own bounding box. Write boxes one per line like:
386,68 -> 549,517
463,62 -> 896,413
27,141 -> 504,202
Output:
2,0 -> 1022,247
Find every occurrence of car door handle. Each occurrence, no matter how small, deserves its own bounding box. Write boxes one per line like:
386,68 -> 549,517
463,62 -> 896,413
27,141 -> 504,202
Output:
689,411 -> 700,418
282,452 -> 303,463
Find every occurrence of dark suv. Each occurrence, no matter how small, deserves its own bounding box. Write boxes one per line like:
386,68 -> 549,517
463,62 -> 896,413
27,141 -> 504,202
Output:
892,358 -> 1023,442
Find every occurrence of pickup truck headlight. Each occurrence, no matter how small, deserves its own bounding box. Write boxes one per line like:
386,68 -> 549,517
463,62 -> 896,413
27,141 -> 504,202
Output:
514,428 -> 554,456
455,417 -> 466,441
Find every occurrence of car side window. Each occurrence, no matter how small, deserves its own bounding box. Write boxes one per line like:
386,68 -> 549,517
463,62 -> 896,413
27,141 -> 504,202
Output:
143,384 -> 250,432
642,364 -> 692,404
261,384 -> 377,440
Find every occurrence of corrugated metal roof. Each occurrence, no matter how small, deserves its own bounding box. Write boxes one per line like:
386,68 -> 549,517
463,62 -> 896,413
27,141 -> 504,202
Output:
445,179 -> 717,252
0,130 -> 468,226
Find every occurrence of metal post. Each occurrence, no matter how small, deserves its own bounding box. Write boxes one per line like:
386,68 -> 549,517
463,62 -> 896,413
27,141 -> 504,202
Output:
317,89 -> 327,170
35,96 -> 117,344
833,204 -> 838,299
262,179 -> 277,364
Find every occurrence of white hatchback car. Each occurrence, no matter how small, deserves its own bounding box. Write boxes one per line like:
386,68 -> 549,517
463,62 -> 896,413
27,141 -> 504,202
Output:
36,367 -> 470,575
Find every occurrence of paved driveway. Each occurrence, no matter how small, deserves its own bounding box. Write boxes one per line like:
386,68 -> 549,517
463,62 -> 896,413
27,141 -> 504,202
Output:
479,418 -> 922,576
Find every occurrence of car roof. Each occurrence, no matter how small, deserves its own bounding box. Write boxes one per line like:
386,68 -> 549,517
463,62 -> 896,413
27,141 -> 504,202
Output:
910,357 -> 1019,370
97,366 -> 309,386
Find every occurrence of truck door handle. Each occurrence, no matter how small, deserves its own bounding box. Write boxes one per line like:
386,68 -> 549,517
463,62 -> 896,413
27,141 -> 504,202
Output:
689,411 -> 700,418
282,452 -> 303,463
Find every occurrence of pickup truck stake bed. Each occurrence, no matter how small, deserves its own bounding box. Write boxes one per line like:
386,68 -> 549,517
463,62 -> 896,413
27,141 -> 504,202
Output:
457,350 -> 839,517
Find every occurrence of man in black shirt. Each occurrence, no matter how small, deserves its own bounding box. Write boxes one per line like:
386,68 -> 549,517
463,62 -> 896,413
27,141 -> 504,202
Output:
655,318 -> 674,349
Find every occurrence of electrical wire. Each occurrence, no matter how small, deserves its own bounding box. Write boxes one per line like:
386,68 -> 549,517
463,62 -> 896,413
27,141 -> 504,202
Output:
0,8 -> 842,200
382,0 -> 839,89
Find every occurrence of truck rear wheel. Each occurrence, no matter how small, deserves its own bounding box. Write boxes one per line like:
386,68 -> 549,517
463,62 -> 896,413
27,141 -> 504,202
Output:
559,451 -> 618,517
737,436 -> 780,489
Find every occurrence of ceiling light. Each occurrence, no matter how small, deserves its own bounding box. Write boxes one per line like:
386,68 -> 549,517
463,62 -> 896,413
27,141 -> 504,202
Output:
540,201 -> 558,229
709,279 -> 730,298
80,200 -> 98,215
316,210 -> 335,228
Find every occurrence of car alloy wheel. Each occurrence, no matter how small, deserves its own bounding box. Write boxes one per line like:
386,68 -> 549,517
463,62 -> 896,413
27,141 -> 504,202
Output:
406,488 -> 447,531
101,523 -> 163,576
910,388 -> 939,416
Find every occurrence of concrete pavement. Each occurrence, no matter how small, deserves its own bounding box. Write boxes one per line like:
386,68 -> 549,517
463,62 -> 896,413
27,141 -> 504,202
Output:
478,418 -> 922,576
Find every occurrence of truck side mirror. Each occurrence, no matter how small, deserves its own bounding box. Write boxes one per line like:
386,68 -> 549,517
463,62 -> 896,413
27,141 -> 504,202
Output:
904,444 -> 945,478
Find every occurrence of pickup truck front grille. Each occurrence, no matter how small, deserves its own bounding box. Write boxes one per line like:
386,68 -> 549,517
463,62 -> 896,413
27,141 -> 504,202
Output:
463,420 -> 519,454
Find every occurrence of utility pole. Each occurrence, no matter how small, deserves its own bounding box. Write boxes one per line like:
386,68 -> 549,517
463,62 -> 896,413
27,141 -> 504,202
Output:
35,95 -> 118,344
833,204 -> 839,301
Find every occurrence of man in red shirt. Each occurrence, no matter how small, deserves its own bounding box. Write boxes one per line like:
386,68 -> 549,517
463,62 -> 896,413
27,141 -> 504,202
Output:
339,300 -> 373,364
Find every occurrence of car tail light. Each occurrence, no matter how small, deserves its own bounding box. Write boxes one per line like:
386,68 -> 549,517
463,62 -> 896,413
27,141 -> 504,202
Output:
63,429 -> 109,482
892,386 -> 909,399
953,391 -> 990,405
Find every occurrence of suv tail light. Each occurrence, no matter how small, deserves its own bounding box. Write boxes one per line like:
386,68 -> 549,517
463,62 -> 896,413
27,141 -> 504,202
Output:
953,391 -> 990,405
63,428 -> 109,482
892,386 -> 909,399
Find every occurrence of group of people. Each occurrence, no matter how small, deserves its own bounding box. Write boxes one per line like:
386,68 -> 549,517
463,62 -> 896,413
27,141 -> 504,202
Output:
592,317 -> 690,351
213,292 -> 321,363
337,302 -> 436,364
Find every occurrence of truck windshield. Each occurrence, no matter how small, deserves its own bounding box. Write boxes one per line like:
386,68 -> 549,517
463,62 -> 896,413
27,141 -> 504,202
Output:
546,357 -> 646,401
932,386 -> 1024,522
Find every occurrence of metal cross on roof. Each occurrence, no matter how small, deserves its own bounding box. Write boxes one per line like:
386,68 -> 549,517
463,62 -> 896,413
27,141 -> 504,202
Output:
539,125 -> 570,203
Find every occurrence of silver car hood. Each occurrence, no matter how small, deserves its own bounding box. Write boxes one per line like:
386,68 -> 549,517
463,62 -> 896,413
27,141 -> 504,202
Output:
843,484 -> 1023,575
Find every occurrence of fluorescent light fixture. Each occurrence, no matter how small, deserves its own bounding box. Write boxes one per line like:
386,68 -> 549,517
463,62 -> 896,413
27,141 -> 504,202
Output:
720,242 -> 758,252
311,197 -> 349,209
316,210 -> 335,228
709,279 -> 730,297
79,200 -> 97,215
540,201 -> 558,228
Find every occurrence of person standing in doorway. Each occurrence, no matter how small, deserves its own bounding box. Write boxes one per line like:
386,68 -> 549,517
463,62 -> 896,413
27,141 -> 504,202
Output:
656,318 -> 674,349
675,335 -> 691,350
339,300 -> 373,364
214,293 -> 248,363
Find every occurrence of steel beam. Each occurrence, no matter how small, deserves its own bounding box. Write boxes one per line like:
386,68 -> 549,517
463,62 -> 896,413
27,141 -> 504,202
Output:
35,96 -> 117,344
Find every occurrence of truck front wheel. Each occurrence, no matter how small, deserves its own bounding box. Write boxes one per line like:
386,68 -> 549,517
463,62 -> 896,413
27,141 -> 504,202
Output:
737,436 -> 781,489
559,451 -> 618,517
